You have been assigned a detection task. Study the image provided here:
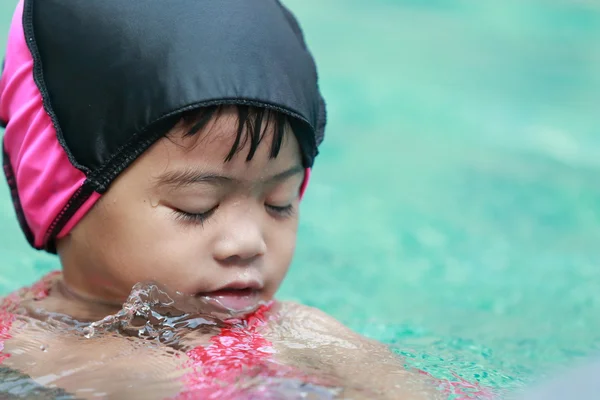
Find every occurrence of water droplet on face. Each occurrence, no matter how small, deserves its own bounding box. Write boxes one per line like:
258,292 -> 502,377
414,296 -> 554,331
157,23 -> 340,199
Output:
40,344 -> 48,352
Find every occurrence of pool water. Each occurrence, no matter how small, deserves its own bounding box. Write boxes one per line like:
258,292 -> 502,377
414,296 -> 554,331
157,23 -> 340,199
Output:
1,0 -> 600,398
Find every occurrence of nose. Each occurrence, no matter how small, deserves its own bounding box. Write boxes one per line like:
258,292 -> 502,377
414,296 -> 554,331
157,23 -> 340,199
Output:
213,217 -> 267,265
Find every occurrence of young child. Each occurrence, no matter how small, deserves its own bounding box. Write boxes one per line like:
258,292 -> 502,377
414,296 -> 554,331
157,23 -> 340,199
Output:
0,0 -> 447,398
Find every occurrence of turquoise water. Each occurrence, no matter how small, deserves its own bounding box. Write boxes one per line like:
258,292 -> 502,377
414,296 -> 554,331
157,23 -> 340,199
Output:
1,0 -> 600,396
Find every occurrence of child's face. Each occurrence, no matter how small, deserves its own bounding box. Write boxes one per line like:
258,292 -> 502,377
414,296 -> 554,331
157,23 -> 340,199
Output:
58,107 -> 304,313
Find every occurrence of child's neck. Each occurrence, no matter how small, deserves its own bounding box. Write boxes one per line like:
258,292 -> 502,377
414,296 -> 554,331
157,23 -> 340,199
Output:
21,273 -> 124,323
56,278 -> 123,309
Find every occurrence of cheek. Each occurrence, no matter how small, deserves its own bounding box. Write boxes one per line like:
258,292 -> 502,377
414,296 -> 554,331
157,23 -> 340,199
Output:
265,217 -> 299,287
78,197 -> 206,289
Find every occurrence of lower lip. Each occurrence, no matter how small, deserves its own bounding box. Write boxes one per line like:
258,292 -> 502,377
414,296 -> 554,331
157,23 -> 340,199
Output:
199,289 -> 261,315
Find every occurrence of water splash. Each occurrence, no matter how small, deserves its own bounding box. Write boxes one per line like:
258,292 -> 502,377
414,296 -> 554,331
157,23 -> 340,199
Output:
82,282 -> 225,345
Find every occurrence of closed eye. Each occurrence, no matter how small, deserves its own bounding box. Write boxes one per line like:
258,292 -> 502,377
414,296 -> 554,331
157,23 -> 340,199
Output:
172,206 -> 218,225
265,204 -> 295,218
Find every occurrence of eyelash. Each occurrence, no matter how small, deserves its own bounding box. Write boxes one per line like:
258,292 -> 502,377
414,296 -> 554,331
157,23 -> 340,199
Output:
172,204 -> 295,225
172,207 -> 216,225
266,204 -> 295,218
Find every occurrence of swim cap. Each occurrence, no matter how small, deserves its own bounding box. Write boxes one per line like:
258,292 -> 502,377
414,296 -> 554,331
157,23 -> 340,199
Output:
0,0 -> 326,252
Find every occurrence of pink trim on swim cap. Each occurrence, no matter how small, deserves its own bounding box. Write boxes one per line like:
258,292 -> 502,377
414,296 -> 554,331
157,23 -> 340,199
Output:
299,168 -> 310,200
55,192 -> 102,240
0,0 -> 101,249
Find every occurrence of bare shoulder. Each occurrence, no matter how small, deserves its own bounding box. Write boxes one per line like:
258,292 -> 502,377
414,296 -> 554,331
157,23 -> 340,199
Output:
270,301 -> 410,372
276,301 -> 344,323
274,301 -> 354,332
274,301 -> 389,349
272,302 -> 445,400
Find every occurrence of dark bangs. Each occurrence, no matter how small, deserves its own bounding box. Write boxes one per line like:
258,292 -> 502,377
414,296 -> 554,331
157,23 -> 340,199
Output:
177,105 -> 293,163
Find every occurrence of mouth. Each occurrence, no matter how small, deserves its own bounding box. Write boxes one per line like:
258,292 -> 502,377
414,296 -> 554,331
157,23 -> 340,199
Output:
196,282 -> 263,315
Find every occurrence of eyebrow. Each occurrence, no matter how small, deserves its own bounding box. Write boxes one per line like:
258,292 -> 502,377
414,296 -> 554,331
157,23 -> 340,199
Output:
154,165 -> 304,188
